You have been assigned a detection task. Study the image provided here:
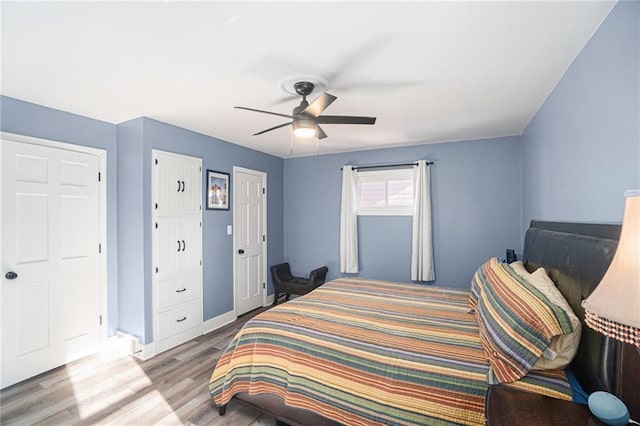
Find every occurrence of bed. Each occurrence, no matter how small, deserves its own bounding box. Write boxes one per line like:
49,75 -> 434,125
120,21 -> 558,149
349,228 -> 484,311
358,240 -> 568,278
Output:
209,221 -> 637,425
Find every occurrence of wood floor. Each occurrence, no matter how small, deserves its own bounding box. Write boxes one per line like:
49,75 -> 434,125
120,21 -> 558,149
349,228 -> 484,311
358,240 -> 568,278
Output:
0,308 -> 275,426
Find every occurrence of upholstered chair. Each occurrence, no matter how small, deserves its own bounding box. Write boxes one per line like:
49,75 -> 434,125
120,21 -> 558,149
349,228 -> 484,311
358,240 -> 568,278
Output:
270,263 -> 328,306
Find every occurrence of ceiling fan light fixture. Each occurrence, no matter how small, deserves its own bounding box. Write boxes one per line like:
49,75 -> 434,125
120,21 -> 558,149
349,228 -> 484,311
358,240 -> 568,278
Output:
292,119 -> 316,138
236,79 -> 375,141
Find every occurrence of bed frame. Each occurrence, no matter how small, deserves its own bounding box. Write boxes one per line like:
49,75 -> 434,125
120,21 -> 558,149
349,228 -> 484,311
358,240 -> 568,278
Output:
221,221 -> 639,424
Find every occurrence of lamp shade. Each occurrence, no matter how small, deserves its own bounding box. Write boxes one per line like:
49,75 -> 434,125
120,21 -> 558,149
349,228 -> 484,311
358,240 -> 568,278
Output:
583,189 -> 640,346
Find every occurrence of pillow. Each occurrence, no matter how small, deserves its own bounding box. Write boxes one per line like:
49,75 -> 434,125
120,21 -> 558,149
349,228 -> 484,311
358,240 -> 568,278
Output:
509,262 -> 582,370
468,257 -> 496,311
469,273 -> 481,311
473,258 -> 575,383
509,260 -> 530,278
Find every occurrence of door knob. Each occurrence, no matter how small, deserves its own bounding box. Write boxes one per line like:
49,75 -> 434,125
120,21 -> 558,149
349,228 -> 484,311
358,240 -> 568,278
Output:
238,249 -> 245,254
5,271 -> 18,280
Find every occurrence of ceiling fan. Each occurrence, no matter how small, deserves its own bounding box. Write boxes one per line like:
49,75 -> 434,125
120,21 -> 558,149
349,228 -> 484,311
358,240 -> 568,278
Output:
235,81 -> 376,140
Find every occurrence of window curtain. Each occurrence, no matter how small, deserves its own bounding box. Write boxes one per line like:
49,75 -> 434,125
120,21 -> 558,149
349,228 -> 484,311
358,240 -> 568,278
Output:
411,160 -> 435,281
340,165 -> 359,273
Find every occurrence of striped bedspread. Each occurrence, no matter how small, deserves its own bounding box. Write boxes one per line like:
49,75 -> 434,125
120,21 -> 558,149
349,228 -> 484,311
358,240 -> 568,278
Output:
209,278 -> 572,425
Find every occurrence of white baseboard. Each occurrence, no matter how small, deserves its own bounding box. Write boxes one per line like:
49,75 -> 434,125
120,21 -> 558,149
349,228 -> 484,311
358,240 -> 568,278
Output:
203,310 -> 236,335
134,304 -> 275,360
154,325 -> 204,355
105,330 -> 155,361
132,342 -> 155,361
111,330 -> 154,361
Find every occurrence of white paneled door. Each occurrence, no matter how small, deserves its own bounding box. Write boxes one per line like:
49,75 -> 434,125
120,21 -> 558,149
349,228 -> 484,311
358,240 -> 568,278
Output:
233,167 -> 266,316
1,139 -> 103,388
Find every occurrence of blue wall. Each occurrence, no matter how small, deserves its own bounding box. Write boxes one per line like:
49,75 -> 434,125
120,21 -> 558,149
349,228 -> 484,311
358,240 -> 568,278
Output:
1,97 -> 284,345
283,136 -> 522,290
116,118 -> 284,344
522,1 -> 640,227
116,119 -> 147,341
0,96 -> 120,336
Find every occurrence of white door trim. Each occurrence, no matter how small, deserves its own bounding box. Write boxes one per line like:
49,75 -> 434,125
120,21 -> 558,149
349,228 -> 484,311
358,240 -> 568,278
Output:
232,166 -> 267,315
1,131 -> 109,342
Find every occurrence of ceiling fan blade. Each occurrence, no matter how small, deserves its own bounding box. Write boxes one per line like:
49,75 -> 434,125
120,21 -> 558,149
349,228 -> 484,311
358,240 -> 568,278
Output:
317,125 -> 328,140
317,115 -> 376,125
325,34 -> 392,85
302,93 -> 337,117
332,80 -> 422,92
269,95 -> 297,107
235,106 -> 292,119
253,122 -> 293,136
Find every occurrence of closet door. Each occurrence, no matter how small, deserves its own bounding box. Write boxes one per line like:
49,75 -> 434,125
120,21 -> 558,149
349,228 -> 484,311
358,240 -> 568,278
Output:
155,152 -> 201,217
1,140 -> 104,388
152,150 -> 203,354
155,217 -> 203,276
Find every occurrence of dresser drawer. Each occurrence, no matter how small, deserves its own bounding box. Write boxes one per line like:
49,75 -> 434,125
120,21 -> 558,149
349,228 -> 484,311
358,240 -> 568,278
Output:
157,274 -> 200,310
156,300 -> 201,340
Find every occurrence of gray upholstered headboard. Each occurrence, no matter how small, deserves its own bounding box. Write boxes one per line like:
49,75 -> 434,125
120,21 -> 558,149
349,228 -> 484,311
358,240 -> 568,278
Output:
522,221 -> 620,395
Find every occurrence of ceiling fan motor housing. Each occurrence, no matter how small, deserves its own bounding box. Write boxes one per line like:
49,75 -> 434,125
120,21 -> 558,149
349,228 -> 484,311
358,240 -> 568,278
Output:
293,102 -> 311,118
292,87 -> 317,137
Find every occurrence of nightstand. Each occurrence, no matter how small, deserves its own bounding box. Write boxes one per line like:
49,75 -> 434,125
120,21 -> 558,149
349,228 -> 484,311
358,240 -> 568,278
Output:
486,385 -> 605,425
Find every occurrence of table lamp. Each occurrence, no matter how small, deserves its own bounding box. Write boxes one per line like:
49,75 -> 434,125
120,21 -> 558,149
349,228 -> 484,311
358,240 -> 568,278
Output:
582,189 -> 640,426
582,189 -> 639,347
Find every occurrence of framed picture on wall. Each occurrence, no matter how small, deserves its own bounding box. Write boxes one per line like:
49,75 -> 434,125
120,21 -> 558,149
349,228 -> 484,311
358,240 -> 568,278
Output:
206,170 -> 230,210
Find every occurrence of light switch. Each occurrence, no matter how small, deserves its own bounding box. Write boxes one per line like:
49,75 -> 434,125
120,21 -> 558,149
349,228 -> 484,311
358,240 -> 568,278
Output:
227,225 -> 233,235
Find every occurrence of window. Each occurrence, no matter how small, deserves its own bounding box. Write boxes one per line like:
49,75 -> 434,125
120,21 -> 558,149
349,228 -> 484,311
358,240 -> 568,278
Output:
356,169 -> 415,216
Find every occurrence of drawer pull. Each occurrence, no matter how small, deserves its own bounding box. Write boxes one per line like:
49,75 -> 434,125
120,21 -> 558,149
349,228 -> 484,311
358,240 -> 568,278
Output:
177,316 -> 187,322
176,288 -> 187,293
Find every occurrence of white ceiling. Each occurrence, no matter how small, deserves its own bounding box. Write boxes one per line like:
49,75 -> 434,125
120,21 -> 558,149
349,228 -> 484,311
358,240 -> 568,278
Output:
1,1 -> 616,158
